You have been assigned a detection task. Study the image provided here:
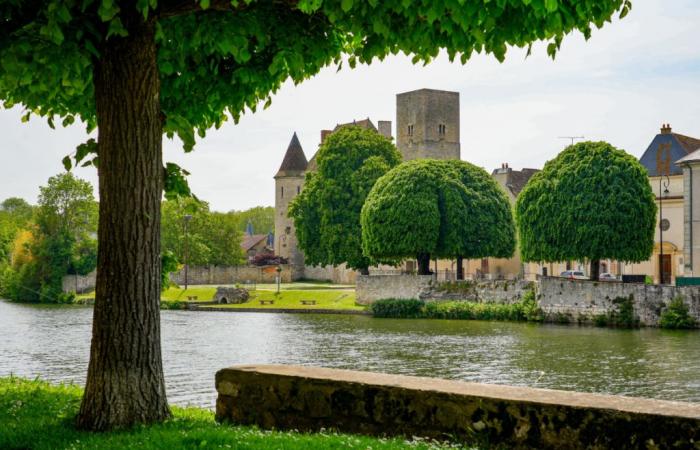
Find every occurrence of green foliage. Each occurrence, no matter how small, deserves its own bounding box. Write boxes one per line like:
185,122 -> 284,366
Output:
161,197 -> 244,267
0,376 -> 458,450
659,297 -> 697,329
362,159 -> 515,263
0,197 -> 34,264
1,0 -> 630,170
290,127 -> 401,271
161,250 -> 179,291
371,290 -> 542,322
228,206 -> 275,234
515,141 -> 656,265
593,295 -> 639,328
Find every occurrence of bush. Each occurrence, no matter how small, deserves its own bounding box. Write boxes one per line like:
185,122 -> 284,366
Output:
371,298 -> 424,318
659,297 -> 697,329
594,295 -> 639,328
250,253 -> 288,266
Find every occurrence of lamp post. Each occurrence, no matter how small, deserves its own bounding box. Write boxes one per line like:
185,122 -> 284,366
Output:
183,214 -> 193,290
659,175 -> 670,284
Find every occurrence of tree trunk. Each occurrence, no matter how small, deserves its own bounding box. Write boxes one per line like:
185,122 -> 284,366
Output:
456,256 -> 464,280
76,15 -> 170,431
590,259 -> 601,281
359,266 -> 370,276
417,253 -> 431,275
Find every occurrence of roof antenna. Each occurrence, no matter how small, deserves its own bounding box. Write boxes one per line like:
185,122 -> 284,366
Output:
558,136 -> 585,146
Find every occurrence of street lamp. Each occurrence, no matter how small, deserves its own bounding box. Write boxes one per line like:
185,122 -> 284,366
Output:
183,214 -> 193,290
659,175 -> 670,284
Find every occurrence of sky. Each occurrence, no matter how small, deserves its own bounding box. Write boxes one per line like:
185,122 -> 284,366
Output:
1,1 -> 699,212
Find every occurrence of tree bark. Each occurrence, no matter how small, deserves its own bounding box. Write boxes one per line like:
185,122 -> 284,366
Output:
417,253 -> 431,275
590,259 -> 601,281
456,256 -> 464,280
76,15 -> 170,431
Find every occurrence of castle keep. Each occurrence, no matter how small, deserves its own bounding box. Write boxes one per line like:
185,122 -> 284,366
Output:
274,88 -> 461,281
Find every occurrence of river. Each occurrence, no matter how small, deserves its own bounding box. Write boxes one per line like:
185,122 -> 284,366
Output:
1,300 -> 699,409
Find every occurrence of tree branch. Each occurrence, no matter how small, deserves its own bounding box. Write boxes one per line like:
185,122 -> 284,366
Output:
157,0 -> 247,19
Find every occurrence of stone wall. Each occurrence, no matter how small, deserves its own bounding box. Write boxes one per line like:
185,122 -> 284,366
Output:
61,270 -> 96,294
355,275 -> 433,305
169,265 -> 292,286
216,364 -> 700,449
539,276 -> 700,326
355,275 -> 533,305
303,264 -> 357,284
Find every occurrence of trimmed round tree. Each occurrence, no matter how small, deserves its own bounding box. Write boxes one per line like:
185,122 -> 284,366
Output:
289,127 -> 401,274
515,141 -> 656,281
1,0 -> 631,430
361,159 -> 515,275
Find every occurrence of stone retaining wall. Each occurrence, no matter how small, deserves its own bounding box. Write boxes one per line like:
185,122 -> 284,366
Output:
216,365 -> 700,449
169,264 -> 292,285
355,275 -> 532,305
61,270 -> 96,294
539,276 -> 700,326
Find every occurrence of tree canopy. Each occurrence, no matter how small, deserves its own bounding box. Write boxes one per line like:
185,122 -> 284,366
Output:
289,126 -> 401,273
1,0 -> 632,431
515,141 -> 656,279
361,159 -> 515,274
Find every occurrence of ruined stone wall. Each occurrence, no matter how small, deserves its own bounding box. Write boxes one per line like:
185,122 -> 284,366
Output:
169,265 -> 292,285
216,365 -> 700,449
61,270 -> 96,293
303,264 -> 357,284
355,275 -> 434,304
539,276 -> 700,326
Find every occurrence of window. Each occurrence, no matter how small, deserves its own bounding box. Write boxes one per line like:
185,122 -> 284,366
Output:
281,186 -> 284,198
438,124 -> 446,135
297,186 -> 300,195
407,124 -> 414,136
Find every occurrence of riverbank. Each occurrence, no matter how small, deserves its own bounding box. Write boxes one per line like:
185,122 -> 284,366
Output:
0,376 -> 468,450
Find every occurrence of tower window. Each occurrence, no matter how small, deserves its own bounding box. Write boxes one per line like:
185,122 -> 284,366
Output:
281,186 -> 284,198
438,124 -> 446,135
407,124 -> 414,136
297,186 -> 300,195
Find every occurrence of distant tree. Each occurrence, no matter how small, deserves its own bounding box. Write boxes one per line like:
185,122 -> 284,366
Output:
229,206 -> 274,235
1,197 -> 34,224
161,198 -> 243,267
362,159 -> 515,275
36,173 -> 97,238
515,141 -> 656,281
290,127 -> 401,274
1,0 -> 630,429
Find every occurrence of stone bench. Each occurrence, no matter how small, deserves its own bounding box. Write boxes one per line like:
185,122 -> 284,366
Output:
300,300 -> 316,305
259,300 -> 274,305
215,365 -> 700,449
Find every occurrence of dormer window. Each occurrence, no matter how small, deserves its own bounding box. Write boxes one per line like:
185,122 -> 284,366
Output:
407,124 -> 414,136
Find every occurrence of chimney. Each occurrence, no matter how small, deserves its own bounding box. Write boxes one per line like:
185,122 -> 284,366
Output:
661,123 -> 672,134
320,129 -> 332,144
378,120 -> 392,139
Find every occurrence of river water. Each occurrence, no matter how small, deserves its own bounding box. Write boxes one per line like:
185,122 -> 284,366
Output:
2,300 -> 700,409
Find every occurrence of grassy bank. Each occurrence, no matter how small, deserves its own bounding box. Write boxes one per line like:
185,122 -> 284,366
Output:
200,289 -> 362,311
0,376 -> 468,449
370,292 -> 542,323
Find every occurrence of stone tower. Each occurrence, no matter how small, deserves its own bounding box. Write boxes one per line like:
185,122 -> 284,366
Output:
274,133 -> 307,273
396,88 -> 460,160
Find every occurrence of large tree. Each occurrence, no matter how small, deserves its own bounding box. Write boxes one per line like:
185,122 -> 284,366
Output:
362,159 -> 515,275
515,141 -> 656,281
289,126 -> 401,274
0,0 -> 631,430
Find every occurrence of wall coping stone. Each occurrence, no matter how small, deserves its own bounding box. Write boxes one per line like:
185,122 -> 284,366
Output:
216,364 -> 700,448
217,364 -> 700,419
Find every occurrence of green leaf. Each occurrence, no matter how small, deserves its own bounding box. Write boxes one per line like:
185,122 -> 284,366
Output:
62,156 -> 72,171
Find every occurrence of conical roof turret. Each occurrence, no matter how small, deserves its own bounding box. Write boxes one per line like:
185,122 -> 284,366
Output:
275,132 -> 308,177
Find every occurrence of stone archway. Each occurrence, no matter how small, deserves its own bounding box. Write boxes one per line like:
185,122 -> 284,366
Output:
219,297 -> 228,304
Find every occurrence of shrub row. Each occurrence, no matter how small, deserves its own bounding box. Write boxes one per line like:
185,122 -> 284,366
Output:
371,290 -> 543,323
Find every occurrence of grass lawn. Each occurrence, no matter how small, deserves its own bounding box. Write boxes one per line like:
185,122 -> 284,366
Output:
201,289 -> 364,311
0,377 -> 468,449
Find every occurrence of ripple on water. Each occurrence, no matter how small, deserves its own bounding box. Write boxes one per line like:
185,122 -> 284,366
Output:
2,301 -> 700,409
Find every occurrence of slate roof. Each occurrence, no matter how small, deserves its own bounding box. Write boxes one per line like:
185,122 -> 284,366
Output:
638,126 -> 700,176
308,118 -> 378,171
275,132 -> 308,177
240,234 -> 267,252
491,166 -> 540,196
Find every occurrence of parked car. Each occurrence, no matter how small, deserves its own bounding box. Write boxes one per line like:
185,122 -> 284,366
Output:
599,273 -> 618,281
560,270 -> 586,279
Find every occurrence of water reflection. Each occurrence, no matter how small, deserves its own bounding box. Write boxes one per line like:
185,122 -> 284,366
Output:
1,300 -> 699,409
